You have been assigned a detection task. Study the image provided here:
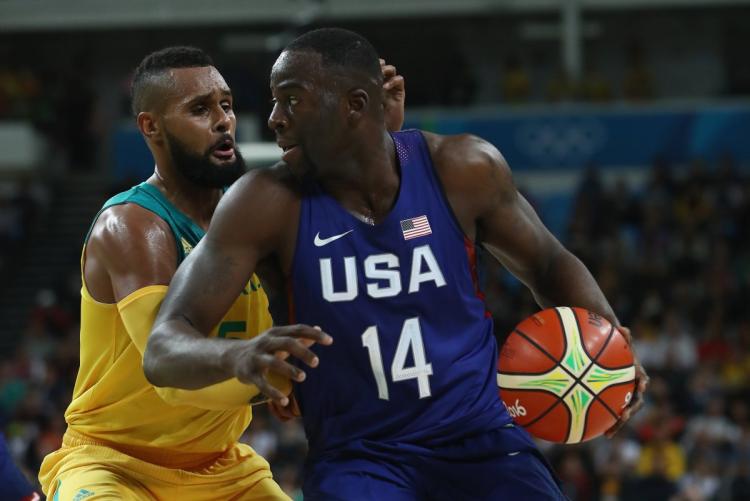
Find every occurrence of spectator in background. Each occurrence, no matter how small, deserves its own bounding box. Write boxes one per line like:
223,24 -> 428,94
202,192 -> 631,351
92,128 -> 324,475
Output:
546,67 -> 577,102
501,54 -> 530,102
623,43 -> 655,100
441,50 -> 477,106
579,62 -> 613,102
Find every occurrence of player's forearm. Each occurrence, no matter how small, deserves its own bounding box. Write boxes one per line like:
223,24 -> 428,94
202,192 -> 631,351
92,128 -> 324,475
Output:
144,319 -> 240,389
531,248 -> 619,327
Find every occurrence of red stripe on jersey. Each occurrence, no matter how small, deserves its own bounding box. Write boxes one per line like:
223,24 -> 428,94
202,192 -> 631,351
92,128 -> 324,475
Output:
463,236 -> 492,318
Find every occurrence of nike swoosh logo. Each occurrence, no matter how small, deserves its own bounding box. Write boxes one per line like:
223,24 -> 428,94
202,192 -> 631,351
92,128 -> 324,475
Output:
314,230 -> 353,247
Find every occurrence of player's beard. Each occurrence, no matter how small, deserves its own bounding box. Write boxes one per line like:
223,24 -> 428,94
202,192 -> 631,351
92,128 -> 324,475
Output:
164,130 -> 247,188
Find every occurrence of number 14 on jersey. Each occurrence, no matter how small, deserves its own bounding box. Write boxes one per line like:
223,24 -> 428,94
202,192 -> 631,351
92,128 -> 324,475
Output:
361,317 -> 433,400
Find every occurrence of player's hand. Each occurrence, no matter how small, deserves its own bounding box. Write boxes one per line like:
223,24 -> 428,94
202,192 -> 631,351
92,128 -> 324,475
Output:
381,58 -> 405,132
605,325 -> 649,438
229,324 -> 333,406
268,392 -> 301,422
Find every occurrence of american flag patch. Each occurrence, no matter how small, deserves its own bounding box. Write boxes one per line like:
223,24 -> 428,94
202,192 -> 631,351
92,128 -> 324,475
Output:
400,215 -> 432,240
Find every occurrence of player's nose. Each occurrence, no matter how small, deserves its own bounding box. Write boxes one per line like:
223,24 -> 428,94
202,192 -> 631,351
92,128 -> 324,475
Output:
213,107 -> 232,133
267,103 -> 287,131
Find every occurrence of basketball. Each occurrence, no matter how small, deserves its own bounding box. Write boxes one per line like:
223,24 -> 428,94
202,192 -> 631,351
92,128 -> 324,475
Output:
497,307 -> 635,443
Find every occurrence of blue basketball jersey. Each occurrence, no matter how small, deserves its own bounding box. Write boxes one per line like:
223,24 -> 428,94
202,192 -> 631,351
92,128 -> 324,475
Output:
290,129 -> 512,459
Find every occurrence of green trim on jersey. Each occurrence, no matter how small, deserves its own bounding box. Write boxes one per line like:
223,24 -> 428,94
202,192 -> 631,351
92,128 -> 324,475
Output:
85,182 -> 205,265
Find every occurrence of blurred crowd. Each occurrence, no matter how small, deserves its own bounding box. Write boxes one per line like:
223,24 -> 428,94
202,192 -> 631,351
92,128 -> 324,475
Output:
0,64 -> 98,172
0,179 -> 49,279
1,153 -> 748,500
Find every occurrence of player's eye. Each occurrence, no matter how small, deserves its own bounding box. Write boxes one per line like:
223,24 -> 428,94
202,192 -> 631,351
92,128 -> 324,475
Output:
221,101 -> 232,112
192,105 -> 208,115
288,96 -> 299,106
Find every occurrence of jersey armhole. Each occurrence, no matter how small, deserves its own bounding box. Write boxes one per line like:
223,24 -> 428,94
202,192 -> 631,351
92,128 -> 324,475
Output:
415,130 -> 477,246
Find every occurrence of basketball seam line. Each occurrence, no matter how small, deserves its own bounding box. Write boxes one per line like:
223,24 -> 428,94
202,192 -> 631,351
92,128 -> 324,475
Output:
573,309 -> 603,440
557,308 -> 622,440
516,315 -> 583,441
564,309 -> 634,433
586,325 -> 626,421
510,313 -> 633,441
553,307 -> 578,443
575,323 -> 617,429
516,314 -> 620,440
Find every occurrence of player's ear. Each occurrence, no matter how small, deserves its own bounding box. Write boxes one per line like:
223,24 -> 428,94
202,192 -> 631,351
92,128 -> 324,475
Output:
137,112 -> 161,140
346,88 -> 369,123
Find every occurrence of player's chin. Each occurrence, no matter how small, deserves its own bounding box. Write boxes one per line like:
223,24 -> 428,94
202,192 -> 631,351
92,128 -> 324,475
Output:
282,150 -> 312,177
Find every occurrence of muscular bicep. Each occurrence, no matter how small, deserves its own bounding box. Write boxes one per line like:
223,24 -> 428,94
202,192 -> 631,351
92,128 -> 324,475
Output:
155,169 -> 286,335
160,230 -> 258,334
449,139 -> 564,289
85,205 -> 177,303
480,189 -> 564,288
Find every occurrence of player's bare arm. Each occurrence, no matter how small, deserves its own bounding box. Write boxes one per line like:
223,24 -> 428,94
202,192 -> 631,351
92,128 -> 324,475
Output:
426,131 -> 648,432
146,168 -> 332,404
84,204 -> 177,303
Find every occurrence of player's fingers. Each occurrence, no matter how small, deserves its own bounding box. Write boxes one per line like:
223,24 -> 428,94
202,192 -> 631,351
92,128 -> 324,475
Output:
265,356 -> 307,382
275,324 -> 333,345
253,371 -> 289,407
617,325 -> 632,344
268,399 -> 295,421
604,411 -> 629,438
383,75 -> 405,91
276,338 -> 320,368
628,393 -> 645,417
635,364 -> 650,394
382,64 -> 397,78
605,404 -> 635,437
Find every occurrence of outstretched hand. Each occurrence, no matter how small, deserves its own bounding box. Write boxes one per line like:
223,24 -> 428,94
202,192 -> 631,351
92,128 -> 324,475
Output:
605,325 -> 649,438
381,58 -> 405,132
228,324 -> 332,407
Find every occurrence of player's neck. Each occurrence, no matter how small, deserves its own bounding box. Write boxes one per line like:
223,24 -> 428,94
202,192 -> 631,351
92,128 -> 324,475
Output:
148,169 -> 221,231
319,131 -> 399,225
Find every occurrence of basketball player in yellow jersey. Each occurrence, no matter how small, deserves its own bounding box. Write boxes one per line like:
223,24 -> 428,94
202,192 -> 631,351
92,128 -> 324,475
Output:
38,46 -> 405,500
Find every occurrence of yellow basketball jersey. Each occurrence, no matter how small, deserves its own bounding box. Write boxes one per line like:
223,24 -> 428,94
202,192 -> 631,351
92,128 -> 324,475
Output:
60,183 -> 274,465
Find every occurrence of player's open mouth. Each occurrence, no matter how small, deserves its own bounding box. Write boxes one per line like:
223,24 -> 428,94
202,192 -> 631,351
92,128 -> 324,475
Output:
279,143 -> 300,162
211,139 -> 235,160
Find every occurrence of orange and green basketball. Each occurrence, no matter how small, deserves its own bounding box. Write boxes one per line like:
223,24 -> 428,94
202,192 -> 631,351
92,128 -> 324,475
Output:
497,307 -> 635,443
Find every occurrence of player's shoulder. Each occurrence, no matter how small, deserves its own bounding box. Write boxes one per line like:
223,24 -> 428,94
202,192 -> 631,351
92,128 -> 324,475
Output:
422,131 -> 509,175
219,162 -> 304,225
87,202 -> 174,263
228,162 -> 304,200
420,131 -> 513,191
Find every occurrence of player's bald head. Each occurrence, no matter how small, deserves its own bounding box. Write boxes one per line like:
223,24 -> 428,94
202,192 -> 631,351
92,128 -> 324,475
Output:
130,46 -> 214,116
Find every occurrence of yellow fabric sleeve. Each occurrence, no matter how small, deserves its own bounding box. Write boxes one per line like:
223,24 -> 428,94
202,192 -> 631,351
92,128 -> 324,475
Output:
116,285 -> 290,410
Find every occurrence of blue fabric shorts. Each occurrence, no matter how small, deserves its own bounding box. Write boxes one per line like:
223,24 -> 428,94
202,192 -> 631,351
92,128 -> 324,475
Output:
303,424 -> 566,500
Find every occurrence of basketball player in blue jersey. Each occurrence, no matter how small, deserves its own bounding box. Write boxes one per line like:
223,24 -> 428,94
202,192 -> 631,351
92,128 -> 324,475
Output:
148,28 -> 648,500
1,433 -> 40,501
